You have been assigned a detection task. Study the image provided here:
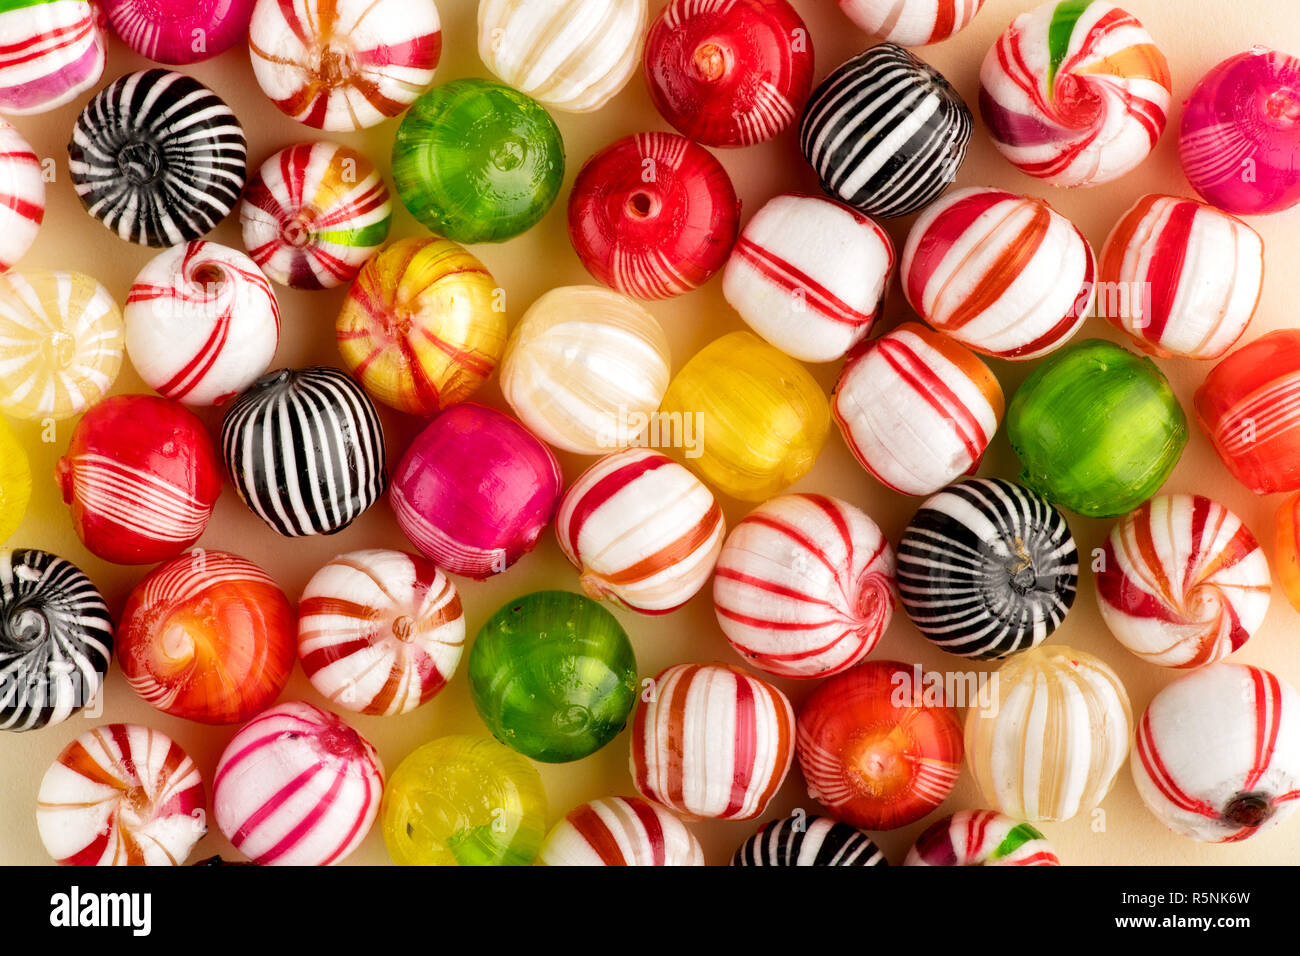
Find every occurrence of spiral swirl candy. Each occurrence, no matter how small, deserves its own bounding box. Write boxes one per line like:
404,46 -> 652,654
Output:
539,796 -> 705,866
0,0 -> 106,115
731,815 -> 889,866
103,0 -> 255,64
0,121 -> 44,272
838,0 -> 985,47
240,143 -> 392,291
904,810 -> 1060,866
37,724 -> 205,866
978,0 -> 1171,187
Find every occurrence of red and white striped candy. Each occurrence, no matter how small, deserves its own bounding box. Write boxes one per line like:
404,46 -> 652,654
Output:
0,120 -> 44,272
539,796 -> 705,866
213,701 -> 383,866
839,0 -> 986,46
0,0 -> 107,115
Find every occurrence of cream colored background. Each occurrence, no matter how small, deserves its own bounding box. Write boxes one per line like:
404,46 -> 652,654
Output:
4,0 -> 1300,866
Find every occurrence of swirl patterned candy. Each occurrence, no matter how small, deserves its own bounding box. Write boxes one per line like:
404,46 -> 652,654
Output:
103,0 -> 255,64
838,0 -> 985,46
1097,495 -> 1270,669
0,120 -> 44,272
36,724 -> 206,866
539,796 -> 704,866
0,0 -> 106,115
731,814 -> 889,866
904,810 -> 1060,866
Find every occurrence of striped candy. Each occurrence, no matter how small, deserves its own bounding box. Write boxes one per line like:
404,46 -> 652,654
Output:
556,448 -> 725,614
0,0 -> 106,115
221,367 -> 387,537
103,0 -> 255,64
799,43 -> 971,219
539,796 -> 705,866
1097,495 -> 1270,669
834,323 -> 1003,496
68,69 -> 248,247
0,120 -> 44,272
722,194 -> 894,363
36,724 -> 206,866
241,143 -> 393,291
731,814 -> 889,866
1134,664 -> 1300,843
213,701 -> 384,865
839,0 -> 986,46
713,494 -> 896,679
902,187 -> 1095,361
124,241 -> 281,407
979,0 -> 1171,187
905,810 -> 1060,866
249,0 -> 442,131
631,662 -> 794,821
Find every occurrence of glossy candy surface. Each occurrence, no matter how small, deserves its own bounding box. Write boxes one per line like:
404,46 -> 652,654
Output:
0,420 -> 30,543
36,724 -> 205,866
1097,495 -> 1270,668
723,194 -> 893,363
713,494 -> 896,679
336,238 -> 506,416
125,241 -> 280,406
240,142 -> 392,291
631,662 -> 795,821
904,810 -> 1060,866
213,701 -> 383,865
0,0 -> 106,115
390,404 -> 562,579
56,395 -> 222,565
298,549 -> 465,716
1007,339 -> 1187,518
539,795 -> 704,866
731,814 -> 888,866
1276,493 -> 1300,613
221,367 -> 387,537
249,0 -> 442,131
568,132 -> 741,299
68,70 -> 248,247
469,591 -> 636,763
381,734 -> 547,866
898,479 -> 1078,661
800,43 -> 971,219
838,0 -> 985,46
0,120 -> 44,271
978,0 -> 1171,187
104,0 -> 255,64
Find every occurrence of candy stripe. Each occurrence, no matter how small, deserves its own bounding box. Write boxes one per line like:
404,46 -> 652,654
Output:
731,814 -> 888,866
538,796 -> 704,866
904,810 -> 1059,866
0,0 -> 106,115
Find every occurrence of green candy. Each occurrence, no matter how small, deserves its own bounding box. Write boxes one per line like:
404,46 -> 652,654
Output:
392,79 -> 565,244
1007,339 -> 1187,518
469,591 -> 637,763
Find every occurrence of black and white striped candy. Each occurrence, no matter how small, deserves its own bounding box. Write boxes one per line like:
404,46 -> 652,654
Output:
799,43 -> 971,219
731,815 -> 888,866
221,367 -> 387,537
68,69 -> 248,247
0,550 -> 113,732
898,479 -> 1077,661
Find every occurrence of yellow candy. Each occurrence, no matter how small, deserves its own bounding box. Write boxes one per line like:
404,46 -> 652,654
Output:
659,330 -> 829,501
0,417 -> 31,543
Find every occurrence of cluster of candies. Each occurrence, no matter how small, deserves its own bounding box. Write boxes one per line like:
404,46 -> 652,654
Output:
3,0 -> 1300,868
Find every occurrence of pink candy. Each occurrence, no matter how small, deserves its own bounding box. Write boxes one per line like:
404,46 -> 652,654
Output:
103,0 -> 256,64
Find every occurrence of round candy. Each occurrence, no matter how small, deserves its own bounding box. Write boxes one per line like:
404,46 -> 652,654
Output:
124,241 -> 280,406
631,662 -> 795,821
1007,339 -> 1188,518
392,79 -> 565,244
800,43 -> 971,219
555,448 -> 725,614
568,132 -> 741,300
644,0 -> 813,148
214,701 -> 383,865
297,549 -> 465,716
723,194 -> 894,363
796,660 -> 963,830
36,724 -> 205,866
119,551 -> 296,725
0,418 -> 31,544
1180,48 -> 1300,216
249,0 -> 442,131
1276,493 -> 1300,613
731,815 -> 888,867
1133,664 -> 1300,843
0,270 -> 123,422
660,330 -> 829,501
1097,495 -> 1270,669
978,0 -> 1171,187
103,0 -> 255,64
0,549 -> 112,732
0,120 -> 44,272
477,0 -> 647,113
0,0 -> 106,115
221,367 -> 387,537
904,810 -> 1060,866
834,323 -> 1003,495
56,395 -> 222,565
897,479 -> 1078,661
838,0 -> 986,46
240,142 -> 393,291
966,645 -> 1132,822
68,69 -> 248,247
336,238 -> 506,417
389,404 -> 562,579
539,796 -> 704,866
381,735 -> 547,866
901,187 -> 1095,361
469,591 -> 637,763
713,494 -> 896,679
499,286 -> 671,456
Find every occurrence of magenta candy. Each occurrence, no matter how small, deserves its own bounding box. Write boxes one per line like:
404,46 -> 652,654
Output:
103,0 -> 256,65
389,404 -> 562,579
